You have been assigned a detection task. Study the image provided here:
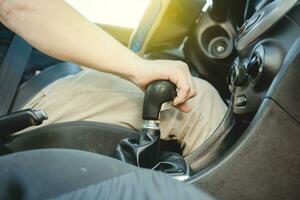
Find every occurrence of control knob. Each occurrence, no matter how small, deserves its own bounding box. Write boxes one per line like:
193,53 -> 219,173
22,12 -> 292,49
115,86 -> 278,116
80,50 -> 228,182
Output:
230,63 -> 247,87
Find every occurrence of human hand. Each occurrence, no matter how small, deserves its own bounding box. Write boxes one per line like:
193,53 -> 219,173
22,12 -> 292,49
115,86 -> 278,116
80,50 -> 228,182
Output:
130,59 -> 197,113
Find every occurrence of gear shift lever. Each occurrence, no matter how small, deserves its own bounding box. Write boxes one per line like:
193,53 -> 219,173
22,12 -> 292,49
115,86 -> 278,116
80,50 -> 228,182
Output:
116,80 -> 190,180
142,80 -> 176,121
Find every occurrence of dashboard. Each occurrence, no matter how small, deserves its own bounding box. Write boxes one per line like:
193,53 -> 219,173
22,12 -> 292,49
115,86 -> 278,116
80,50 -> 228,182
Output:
228,0 -> 300,114
235,0 -> 298,51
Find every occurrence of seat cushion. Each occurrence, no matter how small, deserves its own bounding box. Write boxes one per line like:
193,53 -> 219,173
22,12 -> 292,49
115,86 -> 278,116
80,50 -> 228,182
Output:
0,149 -> 215,200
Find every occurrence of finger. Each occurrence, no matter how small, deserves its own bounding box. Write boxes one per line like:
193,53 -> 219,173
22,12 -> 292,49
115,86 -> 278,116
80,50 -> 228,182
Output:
187,88 -> 197,99
173,87 -> 191,106
172,76 -> 191,105
176,102 -> 192,113
185,77 -> 198,101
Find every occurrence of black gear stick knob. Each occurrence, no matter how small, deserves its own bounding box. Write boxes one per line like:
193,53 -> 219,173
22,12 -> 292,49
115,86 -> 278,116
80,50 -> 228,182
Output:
143,80 -> 177,121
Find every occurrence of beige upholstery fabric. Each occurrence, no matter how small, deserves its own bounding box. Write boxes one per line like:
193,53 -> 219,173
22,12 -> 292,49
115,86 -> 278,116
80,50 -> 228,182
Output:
22,69 -> 227,156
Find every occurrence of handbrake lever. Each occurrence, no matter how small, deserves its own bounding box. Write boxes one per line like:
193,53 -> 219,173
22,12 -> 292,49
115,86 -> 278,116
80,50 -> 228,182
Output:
0,109 -> 48,139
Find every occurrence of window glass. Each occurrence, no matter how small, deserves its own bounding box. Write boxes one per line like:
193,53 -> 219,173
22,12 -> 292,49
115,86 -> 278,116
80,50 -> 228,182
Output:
65,0 -> 150,28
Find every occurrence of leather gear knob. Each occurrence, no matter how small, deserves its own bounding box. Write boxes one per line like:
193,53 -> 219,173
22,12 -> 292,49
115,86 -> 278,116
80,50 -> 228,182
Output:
143,80 -> 176,121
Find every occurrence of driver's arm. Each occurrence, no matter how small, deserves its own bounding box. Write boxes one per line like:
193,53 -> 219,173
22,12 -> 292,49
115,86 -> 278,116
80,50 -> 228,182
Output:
0,0 -> 196,112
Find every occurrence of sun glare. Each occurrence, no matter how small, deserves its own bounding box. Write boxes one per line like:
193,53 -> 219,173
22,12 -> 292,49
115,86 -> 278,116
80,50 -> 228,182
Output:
65,0 -> 150,28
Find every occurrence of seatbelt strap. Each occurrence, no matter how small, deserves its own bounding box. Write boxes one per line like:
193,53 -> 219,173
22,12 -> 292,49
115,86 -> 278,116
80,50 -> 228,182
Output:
0,35 -> 32,116
11,62 -> 81,111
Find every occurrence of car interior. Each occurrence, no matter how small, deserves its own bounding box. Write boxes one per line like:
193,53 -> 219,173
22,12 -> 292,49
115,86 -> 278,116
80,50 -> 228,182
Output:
0,0 -> 299,199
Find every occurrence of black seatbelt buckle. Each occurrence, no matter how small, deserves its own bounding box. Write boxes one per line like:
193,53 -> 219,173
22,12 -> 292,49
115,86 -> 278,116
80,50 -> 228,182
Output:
0,109 -> 48,139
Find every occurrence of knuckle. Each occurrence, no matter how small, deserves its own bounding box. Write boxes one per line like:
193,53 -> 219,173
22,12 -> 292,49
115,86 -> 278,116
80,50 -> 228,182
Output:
175,60 -> 184,65
176,61 -> 188,69
182,87 -> 191,97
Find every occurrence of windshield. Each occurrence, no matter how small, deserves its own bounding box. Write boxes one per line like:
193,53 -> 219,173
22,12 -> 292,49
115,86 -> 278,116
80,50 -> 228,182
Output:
65,0 -> 150,28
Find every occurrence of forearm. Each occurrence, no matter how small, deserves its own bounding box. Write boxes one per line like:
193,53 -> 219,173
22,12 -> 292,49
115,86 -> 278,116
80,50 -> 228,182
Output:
0,0 -> 197,110
0,0 -> 143,81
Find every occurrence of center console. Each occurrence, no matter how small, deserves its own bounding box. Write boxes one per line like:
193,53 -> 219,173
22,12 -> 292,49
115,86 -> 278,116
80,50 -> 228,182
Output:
189,2 -> 300,199
228,0 -> 299,114
185,0 -> 300,174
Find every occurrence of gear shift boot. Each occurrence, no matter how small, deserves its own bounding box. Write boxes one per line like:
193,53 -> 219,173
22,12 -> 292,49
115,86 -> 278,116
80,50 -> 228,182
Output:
116,131 -> 190,180
116,128 -> 160,168
115,80 -> 190,180
154,152 -> 190,179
